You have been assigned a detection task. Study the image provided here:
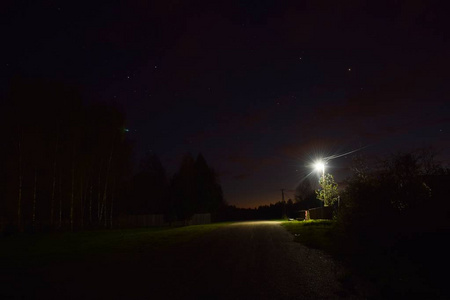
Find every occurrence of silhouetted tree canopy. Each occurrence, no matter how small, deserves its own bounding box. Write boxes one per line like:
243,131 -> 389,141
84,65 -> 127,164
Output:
169,153 -> 225,221
295,177 -> 321,210
127,152 -> 168,214
195,153 -> 224,214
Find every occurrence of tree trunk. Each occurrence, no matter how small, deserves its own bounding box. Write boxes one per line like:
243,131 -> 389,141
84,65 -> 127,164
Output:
17,128 -> 22,231
70,159 -> 75,232
50,138 -> 58,226
80,175 -> 84,229
110,177 -> 115,229
101,138 -> 115,228
32,167 -> 37,229
104,200 -> 107,228
97,171 -> 102,225
58,169 -> 62,229
89,179 -> 93,226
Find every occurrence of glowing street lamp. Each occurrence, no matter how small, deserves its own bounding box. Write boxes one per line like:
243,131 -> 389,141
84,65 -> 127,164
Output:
313,160 -> 325,178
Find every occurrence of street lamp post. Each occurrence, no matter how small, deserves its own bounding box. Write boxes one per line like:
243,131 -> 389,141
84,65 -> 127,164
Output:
314,160 -> 326,207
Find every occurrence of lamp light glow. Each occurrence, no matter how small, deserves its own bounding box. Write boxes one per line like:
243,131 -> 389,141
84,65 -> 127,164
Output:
313,160 -> 325,176
314,161 -> 324,171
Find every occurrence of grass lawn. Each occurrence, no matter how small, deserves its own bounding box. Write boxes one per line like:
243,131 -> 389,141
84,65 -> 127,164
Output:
282,220 -> 337,253
0,222 -> 230,268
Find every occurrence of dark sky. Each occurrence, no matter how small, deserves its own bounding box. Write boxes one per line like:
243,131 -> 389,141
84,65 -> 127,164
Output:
3,0 -> 449,208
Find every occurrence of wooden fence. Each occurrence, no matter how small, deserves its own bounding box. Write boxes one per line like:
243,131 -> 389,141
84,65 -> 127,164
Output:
117,213 -> 211,229
118,214 -> 166,228
188,213 -> 211,225
305,206 -> 334,220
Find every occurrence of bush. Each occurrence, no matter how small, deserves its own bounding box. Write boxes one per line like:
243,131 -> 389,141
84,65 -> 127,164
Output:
337,152 -> 438,249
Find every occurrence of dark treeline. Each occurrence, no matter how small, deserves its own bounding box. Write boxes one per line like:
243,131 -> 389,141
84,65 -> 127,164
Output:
0,78 -> 226,233
337,149 -> 450,248
0,77 -> 131,232
125,151 -> 225,222
216,200 -> 295,221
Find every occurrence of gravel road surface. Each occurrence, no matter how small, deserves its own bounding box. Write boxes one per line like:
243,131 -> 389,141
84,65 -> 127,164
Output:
150,220 -> 366,299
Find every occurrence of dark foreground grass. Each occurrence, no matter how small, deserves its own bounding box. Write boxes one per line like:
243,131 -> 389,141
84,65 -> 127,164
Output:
0,222 -> 230,268
282,220 -> 447,298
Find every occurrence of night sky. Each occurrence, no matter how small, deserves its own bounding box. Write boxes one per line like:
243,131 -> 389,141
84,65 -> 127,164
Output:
3,1 -> 449,208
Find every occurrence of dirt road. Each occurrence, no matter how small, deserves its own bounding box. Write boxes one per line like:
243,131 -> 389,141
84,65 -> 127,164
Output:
2,221 -> 368,299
